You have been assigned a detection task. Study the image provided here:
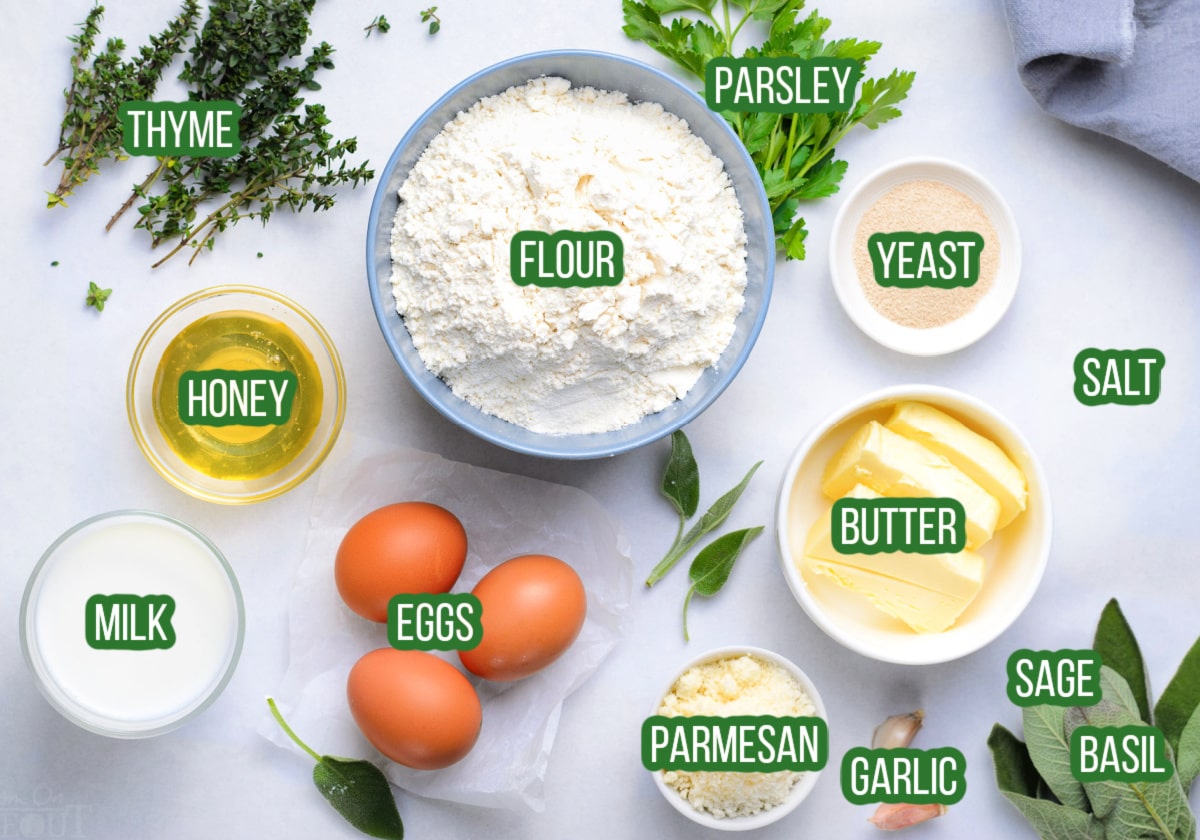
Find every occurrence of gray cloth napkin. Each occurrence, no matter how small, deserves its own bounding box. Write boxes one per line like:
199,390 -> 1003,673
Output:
1003,0 -> 1200,181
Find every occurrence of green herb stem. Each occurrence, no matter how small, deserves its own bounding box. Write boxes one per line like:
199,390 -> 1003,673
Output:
267,696 -> 321,763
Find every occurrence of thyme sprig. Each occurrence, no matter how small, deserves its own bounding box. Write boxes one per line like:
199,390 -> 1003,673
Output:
49,0 -> 373,268
46,2 -> 201,207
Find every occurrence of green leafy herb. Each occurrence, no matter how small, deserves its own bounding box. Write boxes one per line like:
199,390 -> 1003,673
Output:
364,14 -> 391,36
50,261 -> 59,267
658,430 -> 700,560
85,281 -> 112,312
268,698 -> 404,840
621,0 -> 913,260
420,6 -> 441,34
51,0 -> 373,269
46,2 -> 201,208
989,600 -> 1200,839
645,439 -> 761,586
1156,637 -> 1200,758
1094,598 -> 1152,724
682,526 -> 762,640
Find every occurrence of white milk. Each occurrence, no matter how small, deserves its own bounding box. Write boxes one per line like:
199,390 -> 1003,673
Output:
22,511 -> 243,736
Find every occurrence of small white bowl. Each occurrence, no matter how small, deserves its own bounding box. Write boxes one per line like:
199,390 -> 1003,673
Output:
649,645 -> 826,831
829,158 -> 1021,356
776,386 -> 1051,665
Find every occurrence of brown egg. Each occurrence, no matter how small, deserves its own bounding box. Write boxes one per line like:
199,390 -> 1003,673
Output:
459,554 -> 587,682
335,502 -> 468,622
347,648 -> 481,769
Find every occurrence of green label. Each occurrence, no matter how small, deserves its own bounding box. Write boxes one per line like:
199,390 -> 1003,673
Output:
511,230 -> 623,288
867,231 -> 985,289
85,594 -> 176,650
178,370 -> 297,426
705,57 -> 861,112
1006,649 -> 1103,707
388,594 -> 482,651
842,747 -> 967,805
1071,726 -> 1173,782
119,100 -> 241,156
832,498 -> 966,554
1073,348 -> 1165,406
641,715 -> 827,772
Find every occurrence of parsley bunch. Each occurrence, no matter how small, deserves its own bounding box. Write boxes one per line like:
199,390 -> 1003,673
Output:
622,0 -> 914,260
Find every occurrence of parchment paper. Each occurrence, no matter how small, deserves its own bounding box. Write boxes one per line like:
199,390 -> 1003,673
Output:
261,434 -> 632,811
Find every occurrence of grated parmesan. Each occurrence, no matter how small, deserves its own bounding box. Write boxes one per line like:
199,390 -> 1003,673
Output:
658,654 -> 817,819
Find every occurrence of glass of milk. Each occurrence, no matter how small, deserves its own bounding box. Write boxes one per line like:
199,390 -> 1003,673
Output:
20,510 -> 244,737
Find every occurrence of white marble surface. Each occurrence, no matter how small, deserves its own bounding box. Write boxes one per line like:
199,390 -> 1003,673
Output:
2,1 -> 1198,838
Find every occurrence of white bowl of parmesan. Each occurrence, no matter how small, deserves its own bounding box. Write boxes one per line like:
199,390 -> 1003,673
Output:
366,51 -> 774,459
649,647 -> 827,831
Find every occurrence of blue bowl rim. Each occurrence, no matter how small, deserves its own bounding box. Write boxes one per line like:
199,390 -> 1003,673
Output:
366,49 -> 775,459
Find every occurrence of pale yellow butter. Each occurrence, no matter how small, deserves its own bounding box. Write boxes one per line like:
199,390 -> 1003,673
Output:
802,485 -> 984,633
804,559 -> 979,634
821,421 -> 1000,550
885,401 -> 1027,528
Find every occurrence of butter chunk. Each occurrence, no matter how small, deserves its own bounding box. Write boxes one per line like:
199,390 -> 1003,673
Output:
803,558 -> 980,634
804,485 -> 985,602
885,401 -> 1027,528
821,421 -> 1000,549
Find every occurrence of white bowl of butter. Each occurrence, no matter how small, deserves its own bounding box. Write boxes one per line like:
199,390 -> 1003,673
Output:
776,385 -> 1051,665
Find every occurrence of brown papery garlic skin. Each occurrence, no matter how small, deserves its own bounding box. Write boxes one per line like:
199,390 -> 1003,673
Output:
872,710 -> 925,749
869,802 -> 948,830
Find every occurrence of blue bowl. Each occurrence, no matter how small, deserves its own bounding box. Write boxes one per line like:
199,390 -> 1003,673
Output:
366,50 -> 775,459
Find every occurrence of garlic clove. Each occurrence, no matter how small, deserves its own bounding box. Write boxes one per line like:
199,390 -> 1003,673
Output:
869,802 -> 947,830
872,710 -> 925,749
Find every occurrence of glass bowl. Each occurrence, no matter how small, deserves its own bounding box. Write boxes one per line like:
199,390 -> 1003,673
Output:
20,510 -> 244,738
127,285 -> 345,504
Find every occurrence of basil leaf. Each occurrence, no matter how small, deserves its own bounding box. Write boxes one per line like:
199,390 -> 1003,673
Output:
682,526 -> 763,640
313,758 -> 404,840
1155,634 -> 1200,756
1022,704 -> 1089,811
1093,599 -> 1152,724
1176,704 -> 1200,792
987,723 -> 1044,800
661,430 -> 700,519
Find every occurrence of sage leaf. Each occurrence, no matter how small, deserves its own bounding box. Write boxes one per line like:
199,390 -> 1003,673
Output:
1094,598 -> 1152,724
987,723 -> 1044,800
661,430 -> 700,520
682,526 -> 763,640
1065,673 -> 1195,840
646,459 -> 762,586
1023,704 -> 1089,811
268,698 -> 404,840
313,758 -> 404,840
1155,634 -> 1200,756
1176,704 -> 1200,792
996,792 -> 1106,840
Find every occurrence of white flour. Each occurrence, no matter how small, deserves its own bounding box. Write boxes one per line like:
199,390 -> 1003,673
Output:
390,77 -> 748,435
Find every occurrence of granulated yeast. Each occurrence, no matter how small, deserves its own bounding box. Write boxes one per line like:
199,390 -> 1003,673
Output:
854,180 -> 999,329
